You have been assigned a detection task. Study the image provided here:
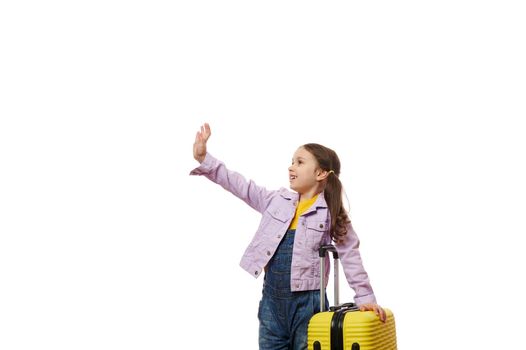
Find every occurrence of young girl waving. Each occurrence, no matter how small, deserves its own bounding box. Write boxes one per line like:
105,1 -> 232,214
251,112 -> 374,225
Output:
190,123 -> 386,350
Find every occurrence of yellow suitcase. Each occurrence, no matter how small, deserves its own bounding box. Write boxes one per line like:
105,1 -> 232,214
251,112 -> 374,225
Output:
307,245 -> 397,350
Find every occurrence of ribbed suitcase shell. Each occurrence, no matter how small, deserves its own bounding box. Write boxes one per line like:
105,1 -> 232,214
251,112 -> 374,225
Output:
308,308 -> 397,350
309,245 -> 397,350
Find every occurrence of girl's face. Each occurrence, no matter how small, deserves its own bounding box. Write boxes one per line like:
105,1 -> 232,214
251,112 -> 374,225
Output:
289,147 -> 326,197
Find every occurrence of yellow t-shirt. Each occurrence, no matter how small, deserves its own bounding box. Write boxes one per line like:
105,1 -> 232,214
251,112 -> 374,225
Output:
289,194 -> 319,230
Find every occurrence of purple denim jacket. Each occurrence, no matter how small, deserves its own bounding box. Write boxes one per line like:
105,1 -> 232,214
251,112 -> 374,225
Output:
190,153 -> 377,305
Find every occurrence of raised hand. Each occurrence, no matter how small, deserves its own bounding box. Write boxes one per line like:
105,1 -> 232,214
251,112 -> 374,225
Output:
193,123 -> 211,163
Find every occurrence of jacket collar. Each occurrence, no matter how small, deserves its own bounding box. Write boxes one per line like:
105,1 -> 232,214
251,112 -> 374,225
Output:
279,188 -> 328,214
302,191 -> 328,216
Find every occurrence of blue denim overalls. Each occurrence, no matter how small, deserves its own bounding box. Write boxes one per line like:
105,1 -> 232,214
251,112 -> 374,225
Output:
258,229 -> 328,350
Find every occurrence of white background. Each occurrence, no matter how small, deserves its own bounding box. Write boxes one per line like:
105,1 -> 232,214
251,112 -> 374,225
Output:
1,1 -> 525,349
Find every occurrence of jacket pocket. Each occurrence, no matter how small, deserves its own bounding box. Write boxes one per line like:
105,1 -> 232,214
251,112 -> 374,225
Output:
305,220 -> 328,251
267,207 -> 289,223
262,207 -> 289,234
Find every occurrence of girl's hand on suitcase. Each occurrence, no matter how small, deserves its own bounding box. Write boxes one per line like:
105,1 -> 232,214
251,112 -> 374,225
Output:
193,123 -> 211,163
359,303 -> 387,323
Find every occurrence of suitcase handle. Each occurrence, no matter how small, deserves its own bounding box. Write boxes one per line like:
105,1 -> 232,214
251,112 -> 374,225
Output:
319,244 -> 341,312
319,245 -> 339,258
329,302 -> 358,312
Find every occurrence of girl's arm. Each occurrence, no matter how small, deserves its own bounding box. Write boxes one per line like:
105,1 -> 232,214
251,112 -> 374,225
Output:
338,229 -> 387,322
190,152 -> 276,213
335,222 -> 378,306
190,123 -> 275,213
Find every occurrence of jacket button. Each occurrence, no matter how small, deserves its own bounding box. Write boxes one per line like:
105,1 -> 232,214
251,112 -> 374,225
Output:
319,224 -> 324,229
277,235 -> 281,239
296,284 -> 300,289
255,271 -> 259,275
267,251 -> 271,256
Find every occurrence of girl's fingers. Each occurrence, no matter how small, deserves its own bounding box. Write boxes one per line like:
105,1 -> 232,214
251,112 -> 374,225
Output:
359,304 -> 370,312
196,124 -> 211,142
359,304 -> 387,323
201,124 -> 211,140
375,306 -> 387,322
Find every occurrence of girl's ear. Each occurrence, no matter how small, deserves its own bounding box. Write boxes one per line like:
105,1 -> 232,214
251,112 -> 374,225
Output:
316,169 -> 330,181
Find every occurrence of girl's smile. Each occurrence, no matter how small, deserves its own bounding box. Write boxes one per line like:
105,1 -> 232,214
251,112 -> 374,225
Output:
288,147 -> 328,200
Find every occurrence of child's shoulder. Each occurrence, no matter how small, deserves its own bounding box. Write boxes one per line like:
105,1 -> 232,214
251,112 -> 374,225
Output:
276,187 -> 298,200
264,188 -> 297,208
264,188 -> 298,216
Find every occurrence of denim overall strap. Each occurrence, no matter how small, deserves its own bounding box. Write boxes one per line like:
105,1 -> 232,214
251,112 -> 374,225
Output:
263,229 -> 296,298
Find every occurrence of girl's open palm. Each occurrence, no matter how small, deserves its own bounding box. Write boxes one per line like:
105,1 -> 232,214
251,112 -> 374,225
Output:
193,123 -> 211,163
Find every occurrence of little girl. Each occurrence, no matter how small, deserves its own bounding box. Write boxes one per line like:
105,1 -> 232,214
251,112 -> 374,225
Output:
190,123 -> 386,350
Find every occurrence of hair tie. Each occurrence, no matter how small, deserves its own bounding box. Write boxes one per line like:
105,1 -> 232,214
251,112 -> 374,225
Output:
328,170 -> 337,177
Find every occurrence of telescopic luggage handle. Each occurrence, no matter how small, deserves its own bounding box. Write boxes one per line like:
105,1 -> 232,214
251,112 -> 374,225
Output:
319,245 -> 339,312
318,245 -> 357,312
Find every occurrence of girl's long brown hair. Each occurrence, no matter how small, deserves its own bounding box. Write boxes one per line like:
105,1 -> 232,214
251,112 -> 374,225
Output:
302,143 -> 350,243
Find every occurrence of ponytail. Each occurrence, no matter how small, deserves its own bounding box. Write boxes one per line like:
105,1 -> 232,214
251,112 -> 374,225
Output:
324,172 -> 350,243
302,143 -> 350,243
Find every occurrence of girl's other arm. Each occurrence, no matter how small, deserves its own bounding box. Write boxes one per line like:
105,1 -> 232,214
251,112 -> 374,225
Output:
335,222 -> 377,305
335,222 -> 387,322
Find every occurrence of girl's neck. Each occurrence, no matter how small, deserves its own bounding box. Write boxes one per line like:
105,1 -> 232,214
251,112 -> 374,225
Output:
299,191 -> 321,202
